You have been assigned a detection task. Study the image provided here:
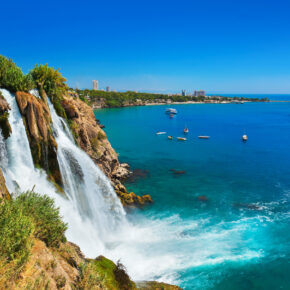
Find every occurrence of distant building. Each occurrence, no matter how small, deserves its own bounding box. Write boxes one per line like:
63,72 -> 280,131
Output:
93,80 -> 99,90
194,90 -> 206,97
106,86 -> 110,92
181,89 -> 186,96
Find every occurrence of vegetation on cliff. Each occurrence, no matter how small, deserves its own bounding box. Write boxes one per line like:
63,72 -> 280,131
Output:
0,55 -> 34,93
30,64 -> 69,119
0,191 -> 67,285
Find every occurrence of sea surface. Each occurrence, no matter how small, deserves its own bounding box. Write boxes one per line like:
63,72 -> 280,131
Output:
94,100 -> 290,289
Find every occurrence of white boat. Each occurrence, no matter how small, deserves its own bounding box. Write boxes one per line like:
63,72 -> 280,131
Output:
242,134 -> 248,141
198,136 -> 210,139
177,137 -> 187,141
156,131 -> 166,135
184,127 -> 189,133
166,108 -> 177,114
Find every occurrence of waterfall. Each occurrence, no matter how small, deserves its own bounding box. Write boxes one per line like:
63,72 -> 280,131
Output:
0,88 -> 123,256
48,99 -> 127,239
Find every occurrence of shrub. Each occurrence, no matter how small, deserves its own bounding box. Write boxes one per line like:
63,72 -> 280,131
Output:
30,64 -> 68,118
15,191 -> 67,247
0,55 -> 35,92
0,200 -> 34,266
114,260 -> 134,290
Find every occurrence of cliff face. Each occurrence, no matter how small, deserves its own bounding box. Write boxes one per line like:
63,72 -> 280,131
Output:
61,94 -> 122,180
0,92 -> 12,139
0,168 -> 10,200
61,94 -> 153,207
15,92 -> 62,187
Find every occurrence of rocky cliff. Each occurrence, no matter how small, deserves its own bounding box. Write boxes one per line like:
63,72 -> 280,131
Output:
15,91 -> 62,187
61,93 -> 153,207
0,91 -> 12,139
0,168 -> 10,200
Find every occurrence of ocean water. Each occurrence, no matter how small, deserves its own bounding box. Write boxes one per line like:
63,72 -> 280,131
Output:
95,101 -> 290,289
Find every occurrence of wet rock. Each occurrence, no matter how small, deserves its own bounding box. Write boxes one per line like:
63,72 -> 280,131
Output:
197,195 -> 208,202
15,92 -> 62,186
115,183 -> 153,207
170,169 -> 186,175
126,168 -> 149,183
233,203 -> 262,211
0,92 -> 12,139
0,168 -> 10,200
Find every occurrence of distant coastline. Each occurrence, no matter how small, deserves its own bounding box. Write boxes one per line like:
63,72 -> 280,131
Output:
76,89 -> 269,109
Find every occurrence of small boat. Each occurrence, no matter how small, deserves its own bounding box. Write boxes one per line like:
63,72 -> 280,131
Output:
184,127 -> 189,133
166,108 -> 177,114
170,114 -> 174,118
177,137 -> 187,141
198,136 -> 210,139
242,134 -> 248,141
168,136 -> 173,140
156,131 -> 166,135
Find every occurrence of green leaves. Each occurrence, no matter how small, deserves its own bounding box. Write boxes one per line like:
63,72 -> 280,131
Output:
0,55 -> 35,92
0,191 -> 68,269
0,199 -> 34,265
15,191 -> 68,247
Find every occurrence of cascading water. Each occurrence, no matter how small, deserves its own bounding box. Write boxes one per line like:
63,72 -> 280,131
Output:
0,88 -> 118,255
48,99 -> 127,243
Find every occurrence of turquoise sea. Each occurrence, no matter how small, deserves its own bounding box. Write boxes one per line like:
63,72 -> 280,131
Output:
95,100 -> 290,289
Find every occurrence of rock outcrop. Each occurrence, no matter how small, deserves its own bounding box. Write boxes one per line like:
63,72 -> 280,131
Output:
15,92 -> 62,187
61,93 -> 152,207
115,182 -> 153,207
2,237 -> 181,289
0,91 -> 12,139
0,168 -> 10,200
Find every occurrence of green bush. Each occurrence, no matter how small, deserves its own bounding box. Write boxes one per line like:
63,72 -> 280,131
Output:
0,200 -> 34,265
0,55 -> 35,92
30,64 -> 68,118
15,191 -> 67,247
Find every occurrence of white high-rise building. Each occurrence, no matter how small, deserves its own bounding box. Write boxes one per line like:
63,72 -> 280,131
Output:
93,80 -> 99,90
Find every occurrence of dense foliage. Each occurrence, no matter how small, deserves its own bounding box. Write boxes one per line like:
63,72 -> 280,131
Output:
0,199 -> 34,265
15,191 -> 67,247
77,89 -> 269,108
0,192 -> 67,268
0,55 -> 35,92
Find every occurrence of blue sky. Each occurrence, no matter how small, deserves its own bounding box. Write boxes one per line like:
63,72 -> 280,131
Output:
1,0 -> 290,93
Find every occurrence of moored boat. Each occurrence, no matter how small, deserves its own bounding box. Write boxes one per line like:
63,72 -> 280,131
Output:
242,134 -> 248,141
166,108 -> 177,114
177,137 -> 187,141
156,131 -> 167,135
198,136 -> 210,139
168,136 -> 173,140
184,127 -> 189,133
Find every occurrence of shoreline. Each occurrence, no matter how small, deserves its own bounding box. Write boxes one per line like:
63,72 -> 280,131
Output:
92,100 -> 276,110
